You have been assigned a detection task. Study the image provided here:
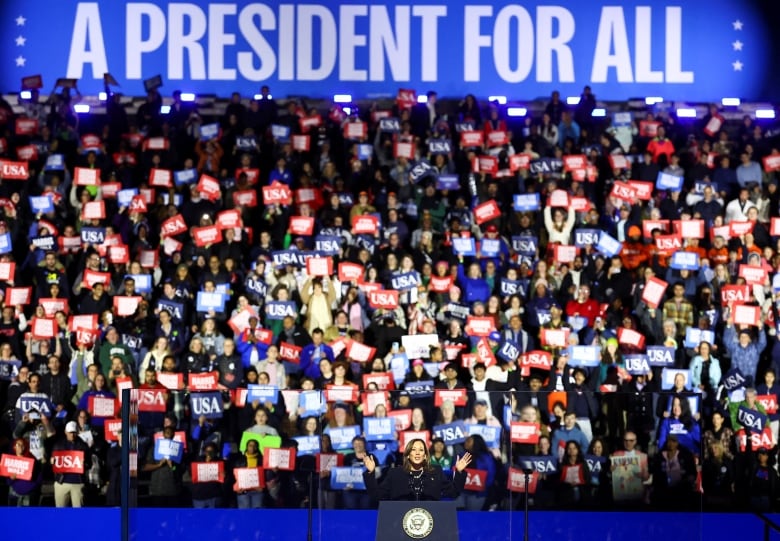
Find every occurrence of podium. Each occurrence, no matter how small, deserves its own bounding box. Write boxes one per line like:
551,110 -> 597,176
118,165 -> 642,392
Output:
375,501 -> 459,541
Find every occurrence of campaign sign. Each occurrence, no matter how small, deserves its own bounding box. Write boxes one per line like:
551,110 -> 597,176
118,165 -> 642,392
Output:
683,328 -> 715,349
624,354 -> 651,375
391,272 -> 420,291
404,380 -> 434,398
0,360 -> 21,381
154,438 -> 184,463
29,195 -> 54,214
389,354 -> 410,385
646,346 -> 675,367
0,453 -> 34,481
432,421 -> 468,445
670,252 -> 700,270
191,462 -> 225,484
574,229 -> 601,247
738,405 -> 767,433
32,235 -> 55,252
436,174 -> 459,191
508,469 -> 539,494
513,193 -> 540,212
293,435 -> 321,456
189,391 -> 224,419
596,232 -> 622,257
723,368 -> 747,393
434,388 -> 467,407
314,235 -> 341,256
660,368 -> 690,391
136,389 -> 167,413
51,450 -> 85,475
87,395 -> 117,418
327,425 -> 361,451
299,391 -> 326,418
233,467 -> 265,491
497,340 -> 520,363
568,346 -> 601,367
265,301 -> 296,321
452,237 -> 476,256
510,422 -> 540,444
512,236 -> 538,256
516,456 -> 558,475
656,172 -> 684,191
0,233 -> 13,255
247,385 -> 279,404
196,291 -> 227,313
126,274 -> 152,294
330,467 -> 367,490
173,168 -> 198,186
364,417 -> 395,441
465,424 -> 501,448
757,395 -> 779,415
17,396 -> 54,418
263,447 -> 296,471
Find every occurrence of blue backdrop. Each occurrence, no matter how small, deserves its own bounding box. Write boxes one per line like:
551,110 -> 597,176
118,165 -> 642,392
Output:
0,509 -> 776,541
0,0 -> 778,100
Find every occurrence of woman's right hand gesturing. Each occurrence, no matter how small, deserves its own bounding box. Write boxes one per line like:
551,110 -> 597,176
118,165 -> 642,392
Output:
364,455 -> 376,473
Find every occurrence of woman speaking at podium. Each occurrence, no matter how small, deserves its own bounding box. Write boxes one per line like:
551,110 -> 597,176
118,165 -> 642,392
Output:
363,439 -> 472,501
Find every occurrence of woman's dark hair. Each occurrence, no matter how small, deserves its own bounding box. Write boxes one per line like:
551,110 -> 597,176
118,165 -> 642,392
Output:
671,395 -> 695,430
402,438 -> 434,473
467,434 -> 489,457
564,440 -> 584,464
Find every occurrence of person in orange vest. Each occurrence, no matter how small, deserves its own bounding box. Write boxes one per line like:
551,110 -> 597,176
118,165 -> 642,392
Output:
647,126 -> 675,164
620,226 -> 649,272
683,237 -> 707,261
707,235 -> 729,267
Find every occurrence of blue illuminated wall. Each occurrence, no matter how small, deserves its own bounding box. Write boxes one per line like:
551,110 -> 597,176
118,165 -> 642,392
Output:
1,0 -> 778,100
0,509 -> 776,541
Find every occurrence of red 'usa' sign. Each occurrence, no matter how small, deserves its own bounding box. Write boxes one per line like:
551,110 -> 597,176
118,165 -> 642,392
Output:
51,450 -> 85,474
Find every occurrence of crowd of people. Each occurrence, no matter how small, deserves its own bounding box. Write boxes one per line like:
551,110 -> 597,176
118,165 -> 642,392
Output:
0,81 -> 780,512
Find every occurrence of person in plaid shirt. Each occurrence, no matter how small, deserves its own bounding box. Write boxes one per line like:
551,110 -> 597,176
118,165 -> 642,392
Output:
662,282 -> 694,341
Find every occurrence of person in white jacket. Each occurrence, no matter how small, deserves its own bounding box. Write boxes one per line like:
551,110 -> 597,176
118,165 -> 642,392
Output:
544,205 -> 576,245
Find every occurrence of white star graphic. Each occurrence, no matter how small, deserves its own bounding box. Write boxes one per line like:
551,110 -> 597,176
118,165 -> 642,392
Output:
15,36 -> 26,47
732,60 -> 743,71
15,15 -> 26,26
733,19 -> 743,30
732,40 -> 743,51
15,56 -> 26,67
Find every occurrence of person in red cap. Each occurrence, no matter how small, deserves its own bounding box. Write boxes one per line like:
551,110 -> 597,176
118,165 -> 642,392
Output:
620,225 -> 648,271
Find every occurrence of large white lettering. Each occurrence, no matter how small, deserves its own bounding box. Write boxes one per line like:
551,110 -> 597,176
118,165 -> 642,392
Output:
369,6 -> 410,81
237,4 -> 276,81
634,7 -> 661,83
590,7 -> 633,83
493,6 -> 534,83
591,6 -> 693,84
167,3 -> 207,80
126,3 -> 166,79
209,4 -> 237,79
339,5 -> 368,80
297,5 -> 337,80
665,7 -> 693,83
463,6 -> 492,82
412,6 -> 446,82
536,6 -> 575,83
66,3 -> 108,79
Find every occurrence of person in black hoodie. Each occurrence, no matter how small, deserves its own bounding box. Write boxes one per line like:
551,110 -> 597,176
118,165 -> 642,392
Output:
190,441 -> 225,508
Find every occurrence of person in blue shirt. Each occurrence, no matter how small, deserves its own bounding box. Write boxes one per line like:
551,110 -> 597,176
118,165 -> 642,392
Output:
299,328 -> 335,380
551,411 -> 590,461
657,395 -> 701,456
456,261 -> 491,305
268,156 -> 292,185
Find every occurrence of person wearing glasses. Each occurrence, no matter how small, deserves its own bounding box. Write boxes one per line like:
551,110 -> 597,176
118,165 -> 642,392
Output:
609,430 -> 650,504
